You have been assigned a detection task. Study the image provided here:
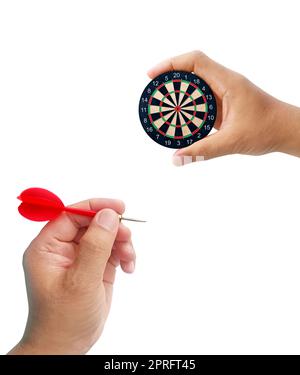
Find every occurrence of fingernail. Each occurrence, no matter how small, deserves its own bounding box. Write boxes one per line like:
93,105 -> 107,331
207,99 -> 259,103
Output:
173,155 -> 184,167
173,155 -> 204,166
96,209 -> 119,231
127,261 -> 135,273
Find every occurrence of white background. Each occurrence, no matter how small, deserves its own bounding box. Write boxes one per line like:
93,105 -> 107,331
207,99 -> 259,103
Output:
0,0 -> 300,354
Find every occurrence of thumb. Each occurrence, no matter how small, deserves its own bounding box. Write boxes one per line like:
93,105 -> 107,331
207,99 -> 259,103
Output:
173,130 -> 233,165
74,208 -> 119,282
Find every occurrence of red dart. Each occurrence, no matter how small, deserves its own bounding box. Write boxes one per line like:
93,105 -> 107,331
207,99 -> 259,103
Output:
17,187 -> 146,223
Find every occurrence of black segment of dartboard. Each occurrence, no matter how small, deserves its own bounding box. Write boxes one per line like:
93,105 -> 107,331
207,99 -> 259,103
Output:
139,71 -> 217,149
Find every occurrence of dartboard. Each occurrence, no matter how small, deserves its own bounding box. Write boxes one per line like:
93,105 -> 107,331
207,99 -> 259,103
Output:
139,71 -> 217,149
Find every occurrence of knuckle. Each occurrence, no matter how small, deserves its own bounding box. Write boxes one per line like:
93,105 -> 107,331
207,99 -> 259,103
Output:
125,244 -> 135,260
169,56 -> 176,70
124,226 -> 132,238
132,249 -> 137,262
22,239 -> 37,269
119,223 -> 132,240
22,248 -> 29,269
231,72 -> 248,87
191,50 -> 204,59
192,50 -> 209,72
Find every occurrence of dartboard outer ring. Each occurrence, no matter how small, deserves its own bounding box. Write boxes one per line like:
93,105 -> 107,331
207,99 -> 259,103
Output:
139,71 -> 217,149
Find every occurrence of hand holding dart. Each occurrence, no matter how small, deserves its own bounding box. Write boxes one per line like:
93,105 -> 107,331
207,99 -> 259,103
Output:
17,188 -> 146,223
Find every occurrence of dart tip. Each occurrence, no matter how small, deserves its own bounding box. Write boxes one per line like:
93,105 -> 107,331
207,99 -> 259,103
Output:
120,216 -> 147,223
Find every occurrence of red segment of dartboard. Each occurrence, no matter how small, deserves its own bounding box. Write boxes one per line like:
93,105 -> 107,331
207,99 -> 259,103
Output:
139,71 -> 217,149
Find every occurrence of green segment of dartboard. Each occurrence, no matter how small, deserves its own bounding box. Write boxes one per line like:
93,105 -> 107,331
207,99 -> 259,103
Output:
148,80 -> 208,139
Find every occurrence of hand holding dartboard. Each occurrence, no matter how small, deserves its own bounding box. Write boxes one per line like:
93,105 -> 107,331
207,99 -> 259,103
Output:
139,71 -> 217,149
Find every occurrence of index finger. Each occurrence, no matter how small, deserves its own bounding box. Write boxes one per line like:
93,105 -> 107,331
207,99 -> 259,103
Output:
39,198 -> 125,242
147,50 -> 231,97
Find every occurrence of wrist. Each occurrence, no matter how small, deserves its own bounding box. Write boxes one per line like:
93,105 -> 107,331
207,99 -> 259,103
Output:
8,333 -> 92,355
7,340 -> 43,355
273,100 -> 300,157
8,338 -> 68,355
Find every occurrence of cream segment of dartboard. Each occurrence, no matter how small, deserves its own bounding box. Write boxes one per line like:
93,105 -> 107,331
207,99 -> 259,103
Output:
166,125 -> 175,137
149,105 -> 161,114
190,89 -> 202,100
181,88 -> 202,107
164,82 -> 177,106
171,112 -> 178,126
180,95 -> 192,107
178,81 -> 189,105
152,90 -> 174,107
192,116 -> 204,127
153,111 -> 173,129
182,103 -> 207,112
178,112 -> 186,125
182,124 -> 192,137
180,110 -> 193,120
